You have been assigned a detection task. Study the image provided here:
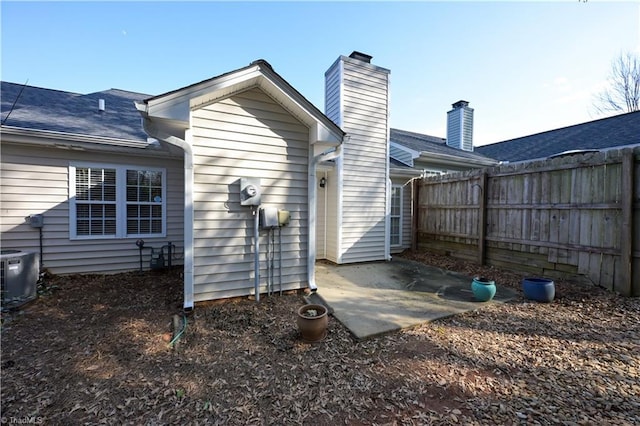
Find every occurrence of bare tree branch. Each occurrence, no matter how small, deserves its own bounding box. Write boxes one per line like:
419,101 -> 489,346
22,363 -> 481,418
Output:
593,51 -> 640,114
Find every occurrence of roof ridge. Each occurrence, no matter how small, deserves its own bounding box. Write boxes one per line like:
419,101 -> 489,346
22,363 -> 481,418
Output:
484,110 -> 640,147
100,88 -> 152,97
1,81 -> 82,96
391,127 -> 445,142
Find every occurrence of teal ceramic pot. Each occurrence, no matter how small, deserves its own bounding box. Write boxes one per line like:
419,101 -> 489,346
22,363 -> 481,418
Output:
471,277 -> 496,302
522,278 -> 555,302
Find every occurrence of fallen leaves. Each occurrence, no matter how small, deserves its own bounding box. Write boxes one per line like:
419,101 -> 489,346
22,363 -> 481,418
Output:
1,258 -> 639,425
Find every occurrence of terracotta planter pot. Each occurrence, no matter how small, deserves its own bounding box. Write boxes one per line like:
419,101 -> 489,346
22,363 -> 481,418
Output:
296,304 -> 328,343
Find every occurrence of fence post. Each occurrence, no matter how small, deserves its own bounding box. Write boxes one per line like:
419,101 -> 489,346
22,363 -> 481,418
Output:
620,150 -> 634,296
478,171 -> 488,265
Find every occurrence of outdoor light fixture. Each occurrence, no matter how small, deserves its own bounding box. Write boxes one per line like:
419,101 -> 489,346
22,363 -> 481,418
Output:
319,177 -> 326,188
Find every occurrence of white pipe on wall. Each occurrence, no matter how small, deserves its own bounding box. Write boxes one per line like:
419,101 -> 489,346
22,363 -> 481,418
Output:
139,115 -> 195,310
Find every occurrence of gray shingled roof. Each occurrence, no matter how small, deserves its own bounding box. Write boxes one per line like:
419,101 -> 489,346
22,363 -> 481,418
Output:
1,81 -> 150,141
476,111 -> 640,163
390,128 -> 496,163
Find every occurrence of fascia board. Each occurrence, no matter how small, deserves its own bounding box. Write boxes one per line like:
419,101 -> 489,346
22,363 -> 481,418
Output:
390,168 -> 422,178
1,125 -> 146,148
0,126 -> 178,157
189,74 -> 262,111
390,141 -> 420,159
145,66 -> 263,122
417,151 -> 498,168
310,122 -> 342,145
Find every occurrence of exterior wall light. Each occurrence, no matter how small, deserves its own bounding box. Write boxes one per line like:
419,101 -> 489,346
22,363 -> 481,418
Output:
319,177 -> 326,188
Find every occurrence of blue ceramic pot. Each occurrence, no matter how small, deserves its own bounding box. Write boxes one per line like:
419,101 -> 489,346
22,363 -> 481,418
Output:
471,277 -> 496,302
522,278 -> 555,302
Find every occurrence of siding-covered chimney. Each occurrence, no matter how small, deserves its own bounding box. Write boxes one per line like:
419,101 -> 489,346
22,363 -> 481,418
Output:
446,100 -> 474,151
324,51 -> 391,263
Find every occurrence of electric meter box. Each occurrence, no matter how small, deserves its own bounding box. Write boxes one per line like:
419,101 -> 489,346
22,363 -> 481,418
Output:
240,178 -> 261,206
259,207 -> 279,229
278,210 -> 290,226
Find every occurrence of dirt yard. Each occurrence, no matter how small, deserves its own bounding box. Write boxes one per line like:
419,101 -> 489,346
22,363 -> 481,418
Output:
1,252 -> 639,425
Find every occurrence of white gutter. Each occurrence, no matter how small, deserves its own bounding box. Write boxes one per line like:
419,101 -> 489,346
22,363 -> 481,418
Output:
308,144 -> 343,291
137,106 -> 195,311
0,126 -> 169,153
417,151 -> 498,168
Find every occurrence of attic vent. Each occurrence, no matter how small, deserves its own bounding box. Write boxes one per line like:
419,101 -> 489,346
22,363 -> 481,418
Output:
349,51 -> 372,63
98,99 -> 105,111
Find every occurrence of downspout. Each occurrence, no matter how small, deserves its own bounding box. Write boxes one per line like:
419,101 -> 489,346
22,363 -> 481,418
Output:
385,177 -> 391,261
138,112 -> 195,310
308,144 -> 343,291
323,170 -> 328,259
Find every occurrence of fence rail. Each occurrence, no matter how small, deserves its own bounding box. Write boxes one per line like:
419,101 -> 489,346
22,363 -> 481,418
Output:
414,146 -> 639,296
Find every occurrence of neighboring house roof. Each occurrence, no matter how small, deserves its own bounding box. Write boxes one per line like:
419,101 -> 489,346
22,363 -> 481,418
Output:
389,158 -> 422,177
1,81 -> 150,142
390,128 -> 498,168
477,110 -> 640,163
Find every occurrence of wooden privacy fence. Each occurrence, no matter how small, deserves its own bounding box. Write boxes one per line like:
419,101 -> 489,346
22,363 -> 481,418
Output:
413,146 -> 639,297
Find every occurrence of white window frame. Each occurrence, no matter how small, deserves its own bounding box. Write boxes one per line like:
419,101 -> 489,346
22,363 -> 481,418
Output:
390,184 -> 403,247
69,162 -> 167,240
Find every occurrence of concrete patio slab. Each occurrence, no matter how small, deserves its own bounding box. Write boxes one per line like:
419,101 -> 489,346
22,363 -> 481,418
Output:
310,257 -> 516,340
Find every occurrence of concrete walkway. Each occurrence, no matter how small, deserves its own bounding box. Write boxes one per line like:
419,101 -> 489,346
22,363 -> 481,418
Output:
310,257 -> 516,339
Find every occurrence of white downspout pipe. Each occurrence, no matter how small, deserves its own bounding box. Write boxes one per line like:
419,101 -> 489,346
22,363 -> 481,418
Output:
308,144 -> 343,291
139,114 -> 195,310
385,177 -> 392,261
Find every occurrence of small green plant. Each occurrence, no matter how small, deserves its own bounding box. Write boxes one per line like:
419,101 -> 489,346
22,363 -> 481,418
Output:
175,389 -> 185,398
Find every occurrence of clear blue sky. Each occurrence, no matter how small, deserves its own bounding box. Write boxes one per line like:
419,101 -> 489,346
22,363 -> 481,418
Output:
1,1 -> 638,146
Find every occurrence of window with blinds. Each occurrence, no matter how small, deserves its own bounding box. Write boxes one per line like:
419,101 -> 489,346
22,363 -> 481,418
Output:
70,164 -> 166,239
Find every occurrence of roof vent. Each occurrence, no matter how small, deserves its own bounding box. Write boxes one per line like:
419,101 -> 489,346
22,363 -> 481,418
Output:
98,99 -> 105,112
349,51 -> 372,63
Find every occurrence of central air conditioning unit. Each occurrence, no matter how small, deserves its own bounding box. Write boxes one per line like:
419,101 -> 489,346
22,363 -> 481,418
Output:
1,250 -> 39,309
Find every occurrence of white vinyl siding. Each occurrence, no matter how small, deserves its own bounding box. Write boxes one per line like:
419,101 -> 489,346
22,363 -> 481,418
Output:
0,143 -> 184,274
318,58 -> 342,263
447,106 -> 474,152
190,87 -> 310,301
316,171 -> 327,259
316,168 -> 340,262
327,56 -> 390,263
324,61 -> 342,126
462,108 -> 474,151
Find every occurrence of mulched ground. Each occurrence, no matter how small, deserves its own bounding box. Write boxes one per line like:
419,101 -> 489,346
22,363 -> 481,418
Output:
1,252 -> 639,425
